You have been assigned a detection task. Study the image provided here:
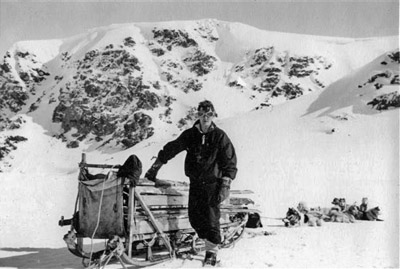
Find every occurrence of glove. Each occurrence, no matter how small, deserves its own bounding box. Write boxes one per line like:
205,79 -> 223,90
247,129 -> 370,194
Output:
217,177 -> 232,205
144,158 -> 163,182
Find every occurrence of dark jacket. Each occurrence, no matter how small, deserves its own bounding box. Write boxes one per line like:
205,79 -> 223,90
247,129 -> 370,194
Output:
157,121 -> 237,184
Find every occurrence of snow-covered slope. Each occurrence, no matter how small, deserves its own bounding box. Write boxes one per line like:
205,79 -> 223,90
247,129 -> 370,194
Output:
0,20 -> 398,152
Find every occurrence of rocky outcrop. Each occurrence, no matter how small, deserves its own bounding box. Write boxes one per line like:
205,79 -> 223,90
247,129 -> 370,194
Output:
387,51 -> 399,63
368,92 -> 400,110
358,51 -> 400,90
230,47 -> 332,107
177,107 -> 197,130
0,82 -> 29,113
153,28 -> 198,50
272,82 -> 305,100
0,50 -> 51,132
0,22 -> 397,150
118,112 -> 154,148
194,21 -> 219,42
183,49 -> 217,76
51,45 -> 162,148
0,135 -> 28,171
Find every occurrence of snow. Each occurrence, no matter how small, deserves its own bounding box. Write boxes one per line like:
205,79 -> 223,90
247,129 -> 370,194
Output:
0,86 -> 398,268
0,20 -> 399,268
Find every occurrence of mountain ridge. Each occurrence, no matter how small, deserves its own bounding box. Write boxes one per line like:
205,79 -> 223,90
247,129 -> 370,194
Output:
0,19 -> 398,157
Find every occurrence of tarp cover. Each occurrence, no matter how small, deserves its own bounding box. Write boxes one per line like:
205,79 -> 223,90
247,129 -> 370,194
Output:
78,172 -> 125,238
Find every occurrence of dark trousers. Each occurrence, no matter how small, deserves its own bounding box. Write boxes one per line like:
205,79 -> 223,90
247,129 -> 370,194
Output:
188,182 -> 221,245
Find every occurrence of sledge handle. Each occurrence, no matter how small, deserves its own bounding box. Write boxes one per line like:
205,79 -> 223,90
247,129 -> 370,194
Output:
79,152 -> 121,169
79,153 -> 87,168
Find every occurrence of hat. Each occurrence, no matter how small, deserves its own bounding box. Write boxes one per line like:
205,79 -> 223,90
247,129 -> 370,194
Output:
198,100 -> 215,112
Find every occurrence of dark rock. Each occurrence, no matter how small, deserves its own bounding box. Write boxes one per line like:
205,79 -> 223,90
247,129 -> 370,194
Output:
367,92 -> 400,110
120,112 -> 154,148
183,78 -> 202,93
272,83 -> 304,99
0,135 -> 28,161
388,51 -> 399,63
153,28 -> 198,48
183,50 -> 216,76
123,37 -> 136,47
151,48 -> 165,56
67,140 -> 79,148
250,47 -> 274,67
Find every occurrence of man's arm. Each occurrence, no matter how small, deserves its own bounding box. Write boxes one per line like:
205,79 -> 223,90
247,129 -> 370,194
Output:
218,134 -> 238,180
145,131 -> 189,182
157,131 -> 189,164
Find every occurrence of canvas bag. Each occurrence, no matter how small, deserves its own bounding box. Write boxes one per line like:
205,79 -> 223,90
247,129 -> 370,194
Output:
78,172 -> 125,238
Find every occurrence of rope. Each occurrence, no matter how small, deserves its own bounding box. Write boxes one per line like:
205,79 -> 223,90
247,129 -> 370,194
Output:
260,216 -> 284,220
87,166 -> 115,268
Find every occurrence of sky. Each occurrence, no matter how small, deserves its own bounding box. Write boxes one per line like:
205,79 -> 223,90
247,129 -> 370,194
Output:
0,0 -> 398,58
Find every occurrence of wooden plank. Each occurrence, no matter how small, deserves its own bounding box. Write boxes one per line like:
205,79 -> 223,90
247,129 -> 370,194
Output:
127,186 -> 135,258
82,163 -> 121,169
139,195 -> 189,207
134,189 -> 174,256
131,212 -> 234,234
230,197 -> 255,205
133,207 -> 260,219
230,190 -> 254,195
134,195 -> 254,207
135,184 -> 253,196
135,188 -> 253,196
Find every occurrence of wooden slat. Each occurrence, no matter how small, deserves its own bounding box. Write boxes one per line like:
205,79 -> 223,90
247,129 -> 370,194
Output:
135,195 -> 254,207
131,212 -> 234,234
127,186 -> 136,258
140,195 -> 189,207
135,187 -> 254,196
134,189 -> 174,256
81,163 -> 121,169
133,207 -> 260,218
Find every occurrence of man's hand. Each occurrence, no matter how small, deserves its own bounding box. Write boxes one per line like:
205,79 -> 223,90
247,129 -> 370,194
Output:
217,177 -> 232,204
144,158 -> 163,182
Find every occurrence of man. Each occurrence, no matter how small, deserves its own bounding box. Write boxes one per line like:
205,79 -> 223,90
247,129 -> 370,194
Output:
145,100 -> 237,266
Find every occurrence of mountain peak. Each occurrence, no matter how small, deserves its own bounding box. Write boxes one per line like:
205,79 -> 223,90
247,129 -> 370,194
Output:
0,20 -> 398,152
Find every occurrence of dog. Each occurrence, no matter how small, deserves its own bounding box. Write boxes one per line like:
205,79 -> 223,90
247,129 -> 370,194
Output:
282,207 -> 322,227
282,207 -> 301,227
246,212 -> 263,228
328,209 -> 356,223
344,203 -> 383,221
346,204 -> 363,219
365,206 -> 382,221
363,206 -> 383,221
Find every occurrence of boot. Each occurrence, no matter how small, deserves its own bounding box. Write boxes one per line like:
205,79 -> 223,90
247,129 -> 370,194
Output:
203,251 -> 218,267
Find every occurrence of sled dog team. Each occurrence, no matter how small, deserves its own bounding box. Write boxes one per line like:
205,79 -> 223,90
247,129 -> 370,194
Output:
283,197 -> 382,227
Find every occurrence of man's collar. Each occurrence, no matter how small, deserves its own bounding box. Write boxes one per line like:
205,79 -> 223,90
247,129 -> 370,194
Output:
194,120 -> 215,134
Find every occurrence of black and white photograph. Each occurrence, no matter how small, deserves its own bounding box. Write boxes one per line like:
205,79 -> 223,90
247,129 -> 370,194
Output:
0,0 -> 398,268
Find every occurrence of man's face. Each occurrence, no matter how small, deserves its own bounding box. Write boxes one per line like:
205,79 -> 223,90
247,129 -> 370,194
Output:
197,107 -> 215,127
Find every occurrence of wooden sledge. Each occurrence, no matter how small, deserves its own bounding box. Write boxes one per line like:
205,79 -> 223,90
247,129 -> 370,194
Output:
59,153 -> 259,268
